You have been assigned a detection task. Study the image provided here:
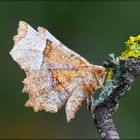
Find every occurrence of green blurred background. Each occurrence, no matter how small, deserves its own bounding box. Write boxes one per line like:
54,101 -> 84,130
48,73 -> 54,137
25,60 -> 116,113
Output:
1,1 -> 140,139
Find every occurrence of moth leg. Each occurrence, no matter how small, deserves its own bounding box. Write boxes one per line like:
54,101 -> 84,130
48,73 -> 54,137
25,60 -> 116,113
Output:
86,96 -> 95,112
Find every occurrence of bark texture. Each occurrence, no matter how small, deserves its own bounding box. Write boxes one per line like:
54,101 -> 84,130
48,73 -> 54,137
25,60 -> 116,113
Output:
92,57 -> 140,139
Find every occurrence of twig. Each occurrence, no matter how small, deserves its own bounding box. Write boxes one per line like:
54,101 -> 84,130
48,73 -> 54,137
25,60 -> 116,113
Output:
91,57 -> 140,139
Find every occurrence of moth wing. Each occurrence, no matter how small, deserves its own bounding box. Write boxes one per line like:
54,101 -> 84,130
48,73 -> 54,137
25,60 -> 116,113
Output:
37,26 -> 90,69
10,21 -> 77,113
10,21 -> 105,122
9,21 -> 91,113
23,68 -> 86,113
66,84 -> 87,122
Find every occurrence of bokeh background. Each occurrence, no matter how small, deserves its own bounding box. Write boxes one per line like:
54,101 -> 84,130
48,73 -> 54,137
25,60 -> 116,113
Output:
1,1 -> 140,139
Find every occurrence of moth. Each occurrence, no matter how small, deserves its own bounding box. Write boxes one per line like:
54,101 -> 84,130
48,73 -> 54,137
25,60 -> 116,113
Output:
10,21 -> 105,122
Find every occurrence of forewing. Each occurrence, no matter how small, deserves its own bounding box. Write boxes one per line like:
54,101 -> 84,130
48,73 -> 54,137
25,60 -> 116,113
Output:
38,26 -> 90,69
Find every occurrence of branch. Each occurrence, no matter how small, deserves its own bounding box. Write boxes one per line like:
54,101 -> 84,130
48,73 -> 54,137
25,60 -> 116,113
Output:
91,57 -> 140,139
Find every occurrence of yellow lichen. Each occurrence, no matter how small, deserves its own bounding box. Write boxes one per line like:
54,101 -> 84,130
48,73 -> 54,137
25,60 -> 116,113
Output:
120,35 -> 140,59
106,35 -> 140,83
106,68 -> 114,82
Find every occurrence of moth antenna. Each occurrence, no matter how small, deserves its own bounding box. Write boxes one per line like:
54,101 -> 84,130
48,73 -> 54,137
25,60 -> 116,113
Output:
86,96 -> 95,112
86,98 -> 90,111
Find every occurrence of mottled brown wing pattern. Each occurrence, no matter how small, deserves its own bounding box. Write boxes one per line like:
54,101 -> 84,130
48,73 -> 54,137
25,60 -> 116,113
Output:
10,21 -> 105,122
44,41 -> 89,69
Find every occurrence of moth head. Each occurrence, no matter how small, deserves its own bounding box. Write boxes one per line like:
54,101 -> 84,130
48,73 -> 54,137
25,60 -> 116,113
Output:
91,65 -> 106,79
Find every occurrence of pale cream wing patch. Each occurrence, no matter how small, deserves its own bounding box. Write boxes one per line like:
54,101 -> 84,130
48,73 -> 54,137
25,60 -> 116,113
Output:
10,21 -> 46,71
